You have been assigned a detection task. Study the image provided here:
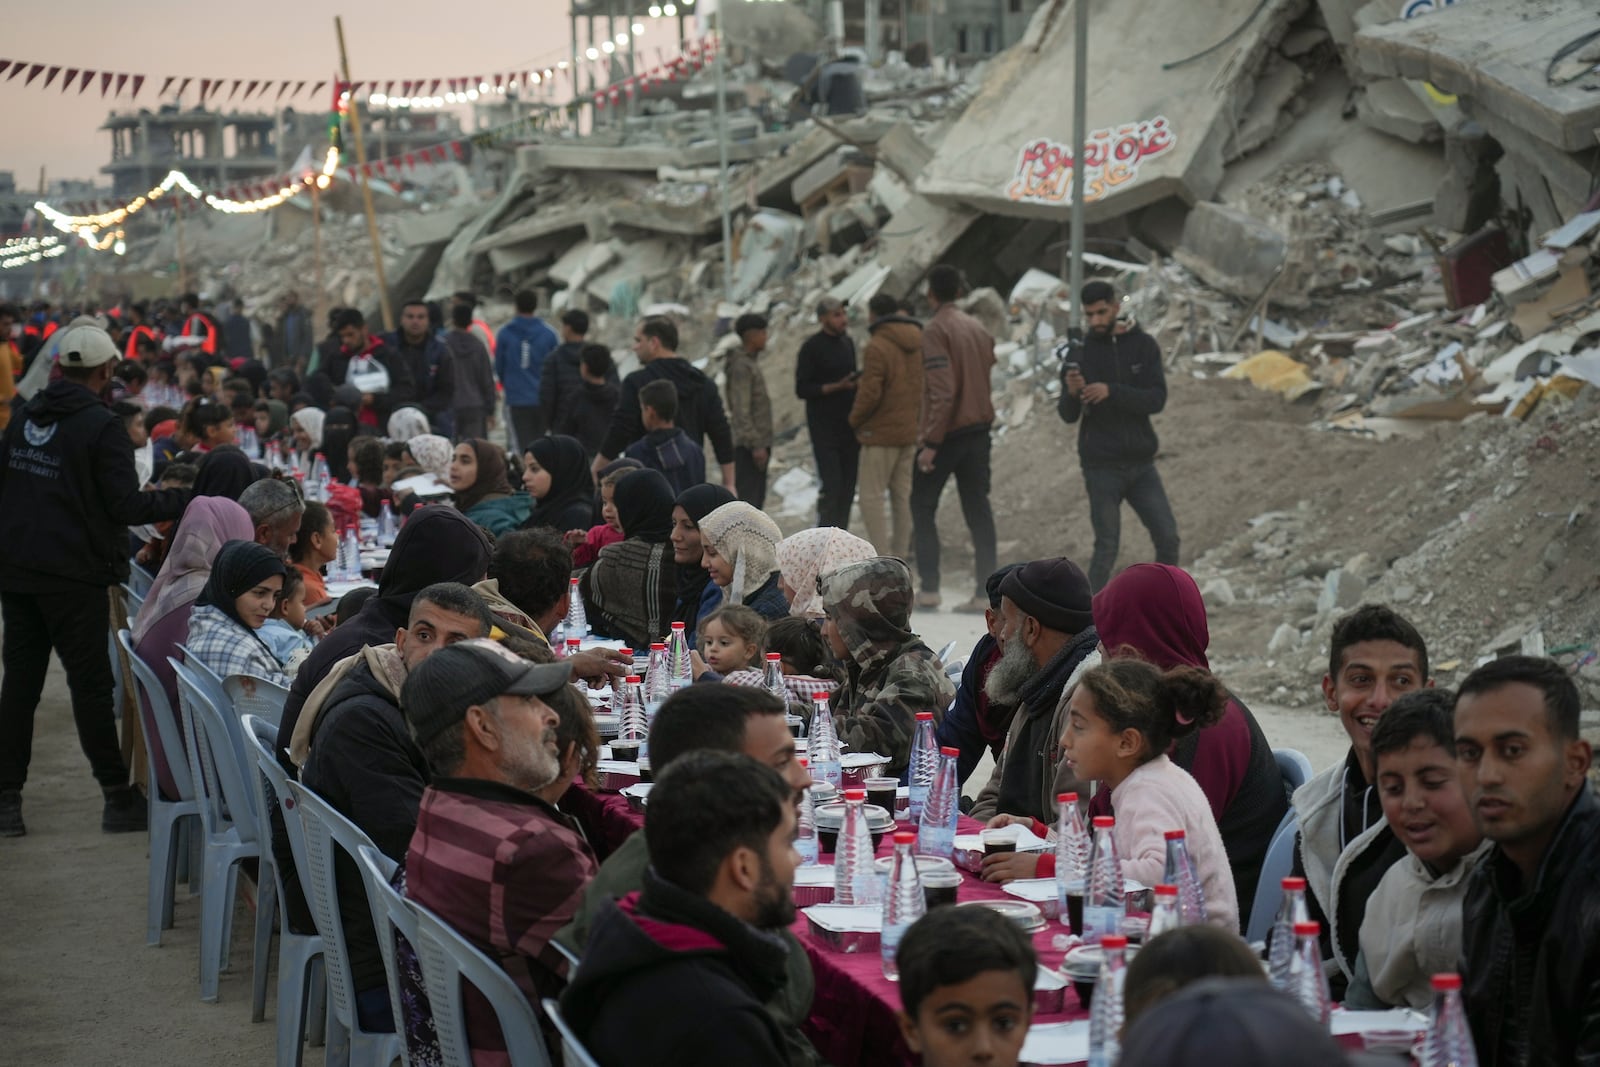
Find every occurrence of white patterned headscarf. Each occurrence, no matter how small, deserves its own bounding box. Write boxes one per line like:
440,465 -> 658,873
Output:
697,502 -> 783,605
406,434 -> 453,480
777,527 -> 877,617
387,407 -> 430,442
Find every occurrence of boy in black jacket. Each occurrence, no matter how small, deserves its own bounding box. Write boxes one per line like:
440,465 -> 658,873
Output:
624,379 -> 706,496
553,343 -> 620,458
1056,281 -> 1180,591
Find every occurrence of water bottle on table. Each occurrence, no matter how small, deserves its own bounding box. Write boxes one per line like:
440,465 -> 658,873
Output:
564,577 -> 587,641
1147,884 -> 1181,938
808,693 -> 842,789
915,746 -> 959,859
833,788 -> 882,907
1086,934 -> 1128,1067
377,500 -> 397,547
795,757 -> 819,866
1054,791 -> 1089,926
665,621 -> 692,691
1288,919 -> 1332,1026
881,830 -> 925,980
1161,829 -> 1207,925
761,652 -> 787,706
1082,815 -> 1124,944
1420,973 -> 1477,1067
1269,876 -> 1311,989
907,712 -> 938,825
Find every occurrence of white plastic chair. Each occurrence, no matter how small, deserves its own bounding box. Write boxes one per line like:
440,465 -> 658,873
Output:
550,938 -> 582,974
119,629 -> 200,945
242,714 -> 331,1065
540,997 -> 601,1067
409,897 -> 552,1067
1274,748 -> 1313,797
355,845 -> 420,1067
173,658 -> 263,1003
128,561 -> 156,597
227,675 -> 291,734
1244,809 -> 1303,944
289,782 -> 404,1067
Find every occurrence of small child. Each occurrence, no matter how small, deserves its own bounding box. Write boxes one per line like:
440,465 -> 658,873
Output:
382,441 -> 409,487
259,566 -> 317,674
624,379 -> 706,497
692,604 -> 767,680
182,397 -> 237,453
568,463 -> 636,567
895,906 -> 1036,1067
347,436 -> 392,517
722,615 -> 840,706
133,461 -> 197,569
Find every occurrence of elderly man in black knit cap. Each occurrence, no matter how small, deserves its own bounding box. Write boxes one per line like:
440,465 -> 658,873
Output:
969,558 -> 1100,836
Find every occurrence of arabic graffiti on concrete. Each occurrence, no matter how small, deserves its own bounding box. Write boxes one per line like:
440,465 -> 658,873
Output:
1004,117 -> 1177,206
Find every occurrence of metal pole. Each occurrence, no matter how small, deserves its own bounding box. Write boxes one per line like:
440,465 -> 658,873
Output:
336,15 -> 395,333
924,0 -> 935,66
311,180 -> 327,337
174,195 -> 190,297
1066,0 -> 1088,335
713,15 -> 733,302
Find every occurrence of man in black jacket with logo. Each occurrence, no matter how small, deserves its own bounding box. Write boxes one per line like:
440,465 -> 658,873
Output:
1057,281 -> 1179,591
1455,656 -> 1599,1067
0,323 -> 191,837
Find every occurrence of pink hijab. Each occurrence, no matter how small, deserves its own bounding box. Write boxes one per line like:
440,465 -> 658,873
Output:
777,527 -> 877,617
131,497 -> 255,644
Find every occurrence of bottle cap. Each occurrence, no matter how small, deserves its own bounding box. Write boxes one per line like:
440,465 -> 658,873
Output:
566,638 -> 581,647
670,621 -> 685,630
1153,884 -> 1178,897
570,577 -> 580,586
1058,792 -> 1078,804
814,692 -> 830,703
620,648 -> 634,657
1282,876 -> 1306,891
939,746 -> 959,757
1430,973 -> 1462,991
1101,934 -> 1129,949
1292,921 -> 1320,937
915,711 -> 935,720
651,642 -> 666,651
624,675 -> 641,684
1163,829 -> 1186,841
797,756 -> 809,767
1092,815 -> 1115,828
767,652 -> 782,660
893,831 -> 915,845
843,788 -> 866,801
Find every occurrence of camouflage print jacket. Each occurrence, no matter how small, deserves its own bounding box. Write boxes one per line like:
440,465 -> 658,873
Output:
820,557 -> 957,777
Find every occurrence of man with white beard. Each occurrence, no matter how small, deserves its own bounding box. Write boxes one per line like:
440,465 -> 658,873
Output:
968,558 -> 1102,829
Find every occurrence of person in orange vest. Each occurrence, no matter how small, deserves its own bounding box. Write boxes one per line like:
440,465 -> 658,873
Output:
451,290 -> 497,357
122,302 -> 162,363
179,292 -> 220,363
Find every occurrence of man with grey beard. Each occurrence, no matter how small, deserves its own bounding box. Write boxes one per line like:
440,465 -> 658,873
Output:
969,558 -> 1101,829
400,638 -> 598,1062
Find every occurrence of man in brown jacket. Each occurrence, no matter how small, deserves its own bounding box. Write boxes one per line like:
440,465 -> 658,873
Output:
725,313 -> 775,506
912,265 -> 998,612
849,293 -> 923,557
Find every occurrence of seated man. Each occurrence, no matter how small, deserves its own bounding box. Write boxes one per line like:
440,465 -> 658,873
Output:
935,563 -> 1021,790
965,557 -> 1100,827
477,526 -> 573,647
297,581 -> 493,1031
1345,688 -> 1488,1011
1291,604 -> 1424,988
818,556 -> 957,777
562,750 -> 800,1066
1455,656 -> 1598,1066
556,686 -> 820,1067
400,638 -> 597,1063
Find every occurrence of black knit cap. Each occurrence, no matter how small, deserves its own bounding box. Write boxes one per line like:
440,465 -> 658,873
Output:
984,563 -> 1024,609
997,557 -> 1093,634
400,638 -> 572,747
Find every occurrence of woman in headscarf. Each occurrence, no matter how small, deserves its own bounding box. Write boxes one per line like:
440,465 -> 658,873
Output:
697,501 -> 788,620
290,407 -> 325,476
190,445 -> 261,502
386,406 -> 429,442
577,468 -> 677,649
132,497 -> 255,801
320,406 -> 360,483
253,398 -> 290,454
184,540 -> 292,686
1087,563 -> 1286,931
405,434 -> 453,481
777,527 -> 878,618
521,434 -> 595,533
669,483 -> 735,640
448,438 -> 530,536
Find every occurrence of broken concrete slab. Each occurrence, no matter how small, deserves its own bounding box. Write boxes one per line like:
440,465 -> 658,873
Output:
1352,0 -> 1600,153
729,209 -> 806,303
874,194 -> 981,299
1357,79 -> 1442,144
1223,56 -> 1308,162
1173,202 -> 1289,302
518,129 -> 809,172
917,0 -> 1303,222
395,204 -> 483,249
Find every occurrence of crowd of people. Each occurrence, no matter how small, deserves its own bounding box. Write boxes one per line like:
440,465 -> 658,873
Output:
0,277 -> 1594,1067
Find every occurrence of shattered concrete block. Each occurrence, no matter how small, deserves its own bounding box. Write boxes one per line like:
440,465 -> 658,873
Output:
1317,567 -> 1367,614
1202,578 -> 1236,607
1174,202 -> 1289,302
1356,80 -> 1442,145
1268,623 -> 1300,654
958,288 -> 1010,343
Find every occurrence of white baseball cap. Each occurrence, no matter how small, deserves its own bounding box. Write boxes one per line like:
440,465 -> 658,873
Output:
54,323 -> 121,369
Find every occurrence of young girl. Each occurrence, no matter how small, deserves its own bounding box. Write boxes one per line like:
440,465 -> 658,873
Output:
569,463 -> 635,567
258,566 -> 319,675
692,604 -> 767,680
181,398 -> 236,453
290,501 -> 338,607
184,540 -> 293,687
721,615 -> 840,706
347,436 -> 392,518
1050,658 -> 1238,931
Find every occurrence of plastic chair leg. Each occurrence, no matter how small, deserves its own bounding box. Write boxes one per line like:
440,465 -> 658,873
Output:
148,807 -> 181,946
274,935 -> 321,1067
252,871 -> 277,1023
220,864 -> 240,974
324,1008 -> 352,1067
198,852 -> 233,1003
308,962 -> 327,1047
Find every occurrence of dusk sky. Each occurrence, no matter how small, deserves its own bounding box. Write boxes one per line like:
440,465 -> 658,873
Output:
0,1 -> 624,189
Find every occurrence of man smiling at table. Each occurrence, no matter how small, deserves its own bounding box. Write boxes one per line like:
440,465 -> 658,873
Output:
562,750 -> 800,1066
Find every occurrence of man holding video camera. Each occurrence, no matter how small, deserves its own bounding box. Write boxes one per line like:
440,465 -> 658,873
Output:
1056,281 -> 1179,592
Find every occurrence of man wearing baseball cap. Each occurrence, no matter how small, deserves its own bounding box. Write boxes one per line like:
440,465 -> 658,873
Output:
399,639 -> 597,1062
0,323 -> 190,837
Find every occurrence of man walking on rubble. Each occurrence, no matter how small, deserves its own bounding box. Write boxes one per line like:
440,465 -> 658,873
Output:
1056,281 -> 1179,592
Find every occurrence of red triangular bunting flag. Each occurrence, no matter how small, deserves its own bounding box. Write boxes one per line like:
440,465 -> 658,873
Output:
159,75 -> 175,97
399,80 -> 413,97
244,80 -> 260,99
226,79 -> 239,99
7,63 -> 25,82
375,159 -> 387,176
405,152 -> 416,169
0,62 -> 10,79
446,78 -> 458,94
276,82 -> 290,101
427,78 -> 440,95
42,66 -> 61,90
293,80 -> 306,97
100,71 -> 113,96
384,80 -> 395,95
345,167 -> 357,183
114,72 -> 128,96
493,73 -> 504,88
59,68 -> 77,93
349,80 -> 363,94
199,78 -> 212,100
361,163 -> 373,178
25,63 -> 44,86
131,74 -> 144,98
79,69 -> 96,94
178,76 -> 193,98
310,80 -> 326,99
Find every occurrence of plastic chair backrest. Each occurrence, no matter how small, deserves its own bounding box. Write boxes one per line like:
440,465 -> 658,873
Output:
355,844 -> 421,1067
121,583 -> 145,620
289,781 -> 381,1038
1244,807 -> 1302,944
174,660 -> 260,847
550,938 -> 581,975
540,997 -> 601,1067
119,629 -> 196,802
176,642 -> 230,714
128,562 -> 156,597
408,896 -> 551,1067
935,640 -> 958,666
225,675 -> 289,733
1274,748 -> 1313,797
240,714 -> 302,892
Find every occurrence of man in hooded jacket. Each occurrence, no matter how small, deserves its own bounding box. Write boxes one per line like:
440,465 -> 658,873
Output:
850,293 -> 923,559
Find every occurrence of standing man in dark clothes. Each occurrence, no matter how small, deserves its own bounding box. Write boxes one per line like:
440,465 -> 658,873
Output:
0,324 -> 191,837
552,344 -> 619,458
1056,281 -> 1179,592
446,303 -> 498,441
794,297 -> 859,529
222,299 -> 254,363
724,313 -> 774,507
539,310 -> 601,434
1455,656 -> 1600,1067
592,316 -> 735,491
495,290 -> 559,454
911,265 -> 998,613
387,300 -> 454,437
274,291 -> 312,371
325,308 -> 417,418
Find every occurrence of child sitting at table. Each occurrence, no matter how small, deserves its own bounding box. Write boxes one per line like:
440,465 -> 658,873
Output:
258,565 -> 318,675
722,616 -> 840,711
568,461 -> 637,567
692,604 -> 767,680
896,905 -> 1036,1067
1122,925 -> 1265,1029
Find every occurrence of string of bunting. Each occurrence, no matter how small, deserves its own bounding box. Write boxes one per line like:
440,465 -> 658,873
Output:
592,36 -> 717,109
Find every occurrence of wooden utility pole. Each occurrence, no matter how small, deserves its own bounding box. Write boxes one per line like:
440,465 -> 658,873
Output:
174,194 -> 190,296
30,168 -> 47,301
336,15 -> 395,332
311,179 -> 327,335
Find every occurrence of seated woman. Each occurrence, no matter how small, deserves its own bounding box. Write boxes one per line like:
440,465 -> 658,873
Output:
668,483 -> 735,640
818,556 -> 956,777
290,501 -> 339,608
132,497 -> 255,801
697,501 -> 789,621
448,438 -> 530,536
290,406 -> 325,477
386,406 -> 430,442
346,435 -> 392,518
577,468 -> 677,649
521,434 -> 595,533
184,540 -> 293,688
777,527 -> 876,618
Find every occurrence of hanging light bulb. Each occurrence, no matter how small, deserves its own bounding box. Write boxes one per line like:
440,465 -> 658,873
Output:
616,31 -> 629,44
648,3 -> 662,15
586,46 -> 600,59
601,40 -> 615,53
663,3 -> 677,15
633,21 -> 645,32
